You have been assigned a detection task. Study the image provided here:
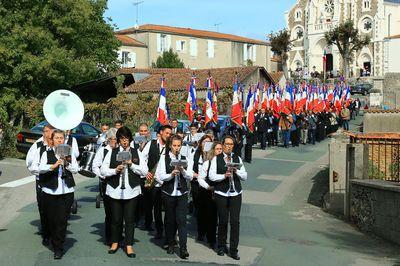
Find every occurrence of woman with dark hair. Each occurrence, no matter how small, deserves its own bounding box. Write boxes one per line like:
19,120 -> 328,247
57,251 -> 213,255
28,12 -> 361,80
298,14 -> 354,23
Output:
190,134 -> 213,243
156,135 -> 193,259
197,141 -> 222,249
101,126 -> 148,258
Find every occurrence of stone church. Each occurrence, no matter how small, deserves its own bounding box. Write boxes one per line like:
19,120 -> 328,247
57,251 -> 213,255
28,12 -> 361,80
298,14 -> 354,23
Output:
285,0 -> 400,77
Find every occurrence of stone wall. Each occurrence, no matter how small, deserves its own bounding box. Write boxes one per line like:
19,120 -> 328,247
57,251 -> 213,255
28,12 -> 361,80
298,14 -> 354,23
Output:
363,110 -> 400,132
350,179 -> 400,245
383,73 -> 400,109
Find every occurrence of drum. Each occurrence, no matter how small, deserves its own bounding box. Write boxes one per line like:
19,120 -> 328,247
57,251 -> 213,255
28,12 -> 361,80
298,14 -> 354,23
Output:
79,151 -> 96,178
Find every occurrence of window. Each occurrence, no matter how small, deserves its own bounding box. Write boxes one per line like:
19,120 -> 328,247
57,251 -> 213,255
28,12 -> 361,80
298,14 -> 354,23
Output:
362,17 -> 373,33
362,0 -> 371,11
207,40 -> 215,58
292,26 -> 304,41
121,51 -> 136,68
295,9 -> 302,22
388,14 -> 392,36
157,33 -> 171,53
175,40 -> 186,52
243,44 -> 256,62
325,0 -> 334,14
190,39 -> 198,57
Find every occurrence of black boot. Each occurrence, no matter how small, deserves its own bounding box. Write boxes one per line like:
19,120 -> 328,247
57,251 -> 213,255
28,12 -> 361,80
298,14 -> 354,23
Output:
179,247 -> 189,259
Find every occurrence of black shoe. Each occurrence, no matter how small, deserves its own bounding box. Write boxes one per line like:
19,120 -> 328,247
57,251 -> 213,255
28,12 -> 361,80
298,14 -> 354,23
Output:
155,231 -> 163,239
145,225 -> 154,232
108,248 -> 118,254
167,245 -> 174,254
42,238 -> 49,246
230,252 -> 240,260
217,248 -> 225,256
126,249 -> 136,258
179,248 -> 189,259
54,250 -> 63,260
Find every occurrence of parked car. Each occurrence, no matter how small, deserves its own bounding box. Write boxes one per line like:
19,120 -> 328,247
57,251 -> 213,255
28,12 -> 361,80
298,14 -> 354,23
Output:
16,121 -> 100,155
350,83 -> 373,95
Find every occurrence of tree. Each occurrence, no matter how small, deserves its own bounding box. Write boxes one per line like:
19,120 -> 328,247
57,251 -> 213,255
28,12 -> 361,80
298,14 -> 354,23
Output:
269,29 -> 294,79
325,20 -> 370,79
0,0 -> 120,98
152,49 -> 185,68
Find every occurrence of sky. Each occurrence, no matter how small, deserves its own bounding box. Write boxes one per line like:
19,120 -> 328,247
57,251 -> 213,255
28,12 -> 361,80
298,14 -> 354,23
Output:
105,0 -> 296,41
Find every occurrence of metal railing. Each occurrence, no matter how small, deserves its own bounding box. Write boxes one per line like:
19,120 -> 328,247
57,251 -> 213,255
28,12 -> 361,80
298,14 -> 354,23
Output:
348,133 -> 400,181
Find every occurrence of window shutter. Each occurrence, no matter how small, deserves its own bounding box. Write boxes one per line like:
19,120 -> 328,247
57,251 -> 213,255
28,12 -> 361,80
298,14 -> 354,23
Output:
208,40 -> 214,58
117,50 -> 122,62
130,52 -> 136,67
252,45 -> 257,62
157,33 -> 162,52
166,35 -> 171,50
190,39 -> 197,56
243,43 -> 248,61
176,40 -> 181,51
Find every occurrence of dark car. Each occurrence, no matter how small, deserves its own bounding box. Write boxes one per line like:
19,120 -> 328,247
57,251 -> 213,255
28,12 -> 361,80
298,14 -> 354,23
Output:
16,121 -> 100,155
350,83 -> 373,95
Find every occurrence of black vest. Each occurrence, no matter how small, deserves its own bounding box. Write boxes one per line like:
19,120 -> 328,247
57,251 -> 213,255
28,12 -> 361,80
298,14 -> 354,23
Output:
107,147 -> 141,189
192,150 -> 202,174
161,153 -> 188,195
38,149 -> 76,190
148,140 -> 164,172
214,153 -> 242,193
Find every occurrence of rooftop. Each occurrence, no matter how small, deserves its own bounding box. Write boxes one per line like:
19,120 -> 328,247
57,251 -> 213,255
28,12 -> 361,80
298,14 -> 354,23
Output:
385,34 -> 400,40
116,24 -> 268,46
115,34 -> 147,47
122,66 -> 273,93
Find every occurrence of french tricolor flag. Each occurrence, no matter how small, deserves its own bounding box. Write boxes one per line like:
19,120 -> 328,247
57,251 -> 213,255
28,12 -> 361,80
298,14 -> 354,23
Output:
231,79 -> 243,127
185,75 -> 197,122
157,77 -> 168,125
245,87 -> 255,133
204,77 -> 214,125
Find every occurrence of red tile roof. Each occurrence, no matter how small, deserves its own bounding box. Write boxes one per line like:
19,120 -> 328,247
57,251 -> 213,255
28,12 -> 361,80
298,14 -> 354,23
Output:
268,71 -> 284,84
122,67 -> 273,93
116,24 -> 268,46
115,34 -> 147,47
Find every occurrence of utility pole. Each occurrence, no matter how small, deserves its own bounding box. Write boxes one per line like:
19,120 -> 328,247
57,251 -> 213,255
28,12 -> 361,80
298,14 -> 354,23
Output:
133,1 -> 144,28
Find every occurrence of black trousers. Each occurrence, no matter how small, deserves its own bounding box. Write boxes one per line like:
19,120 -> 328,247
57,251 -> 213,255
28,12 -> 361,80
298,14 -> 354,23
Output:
162,193 -> 188,249
197,188 -> 217,244
109,197 -> 138,246
214,193 -> 242,254
35,180 -> 48,239
267,131 -> 274,147
244,142 -> 252,163
134,179 -> 145,224
143,186 -> 154,228
42,192 -> 74,252
100,181 -> 111,243
152,186 -> 164,234
259,131 -> 267,149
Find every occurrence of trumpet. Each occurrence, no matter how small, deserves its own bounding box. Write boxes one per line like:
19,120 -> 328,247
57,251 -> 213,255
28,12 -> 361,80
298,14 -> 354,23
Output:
225,153 -> 242,193
170,152 -> 188,191
116,150 -> 132,190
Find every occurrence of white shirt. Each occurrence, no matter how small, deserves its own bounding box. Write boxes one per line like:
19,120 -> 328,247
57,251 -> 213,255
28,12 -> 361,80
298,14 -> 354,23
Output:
156,151 -> 193,196
101,146 -> 148,200
208,153 -> 247,197
198,160 -> 211,190
65,135 -> 80,159
141,139 -> 166,187
92,145 -> 113,179
39,147 -> 79,195
26,137 -> 45,177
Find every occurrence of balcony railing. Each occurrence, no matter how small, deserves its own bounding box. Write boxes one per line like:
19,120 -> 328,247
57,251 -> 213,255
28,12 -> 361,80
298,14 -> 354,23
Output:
313,22 -> 336,32
348,133 -> 400,181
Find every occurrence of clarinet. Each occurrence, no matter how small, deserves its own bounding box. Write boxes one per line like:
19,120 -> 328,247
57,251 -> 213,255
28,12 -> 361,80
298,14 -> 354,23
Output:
120,148 -> 129,190
228,152 -> 235,193
175,151 -> 182,191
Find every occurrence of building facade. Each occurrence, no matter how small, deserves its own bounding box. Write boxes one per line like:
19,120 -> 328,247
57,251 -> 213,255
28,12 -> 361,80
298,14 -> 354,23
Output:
115,24 -> 272,71
285,0 -> 400,77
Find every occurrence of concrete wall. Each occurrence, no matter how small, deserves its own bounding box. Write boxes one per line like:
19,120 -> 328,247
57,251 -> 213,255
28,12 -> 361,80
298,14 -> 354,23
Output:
384,39 -> 400,73
363,111 -> 400,132
118,45 -> 148,68
350,179 -> 400,245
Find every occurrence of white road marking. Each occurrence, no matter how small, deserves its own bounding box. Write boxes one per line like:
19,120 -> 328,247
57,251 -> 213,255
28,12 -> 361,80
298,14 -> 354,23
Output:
0,175 -> 36,188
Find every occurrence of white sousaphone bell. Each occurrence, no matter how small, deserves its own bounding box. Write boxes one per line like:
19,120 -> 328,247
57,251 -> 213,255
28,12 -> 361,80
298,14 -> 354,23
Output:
43,89 -> 84,131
